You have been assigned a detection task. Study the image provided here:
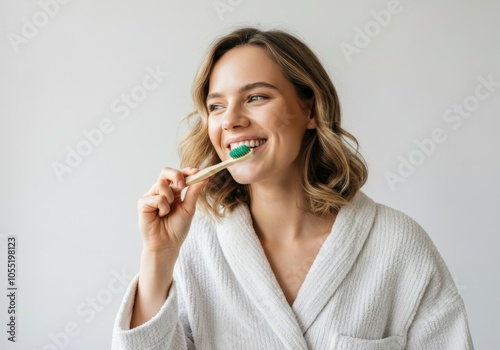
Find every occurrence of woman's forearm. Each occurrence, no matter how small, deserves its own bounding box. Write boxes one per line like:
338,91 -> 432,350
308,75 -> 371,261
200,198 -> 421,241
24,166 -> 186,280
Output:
130,249 -> 179,328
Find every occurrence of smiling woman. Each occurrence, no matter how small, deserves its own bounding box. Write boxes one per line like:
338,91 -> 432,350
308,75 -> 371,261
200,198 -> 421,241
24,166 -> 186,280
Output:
183,28 -> 368,218
111,27 -> 474,350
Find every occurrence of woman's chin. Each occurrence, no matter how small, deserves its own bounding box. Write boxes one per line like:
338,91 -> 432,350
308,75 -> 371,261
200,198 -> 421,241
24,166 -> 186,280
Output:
229,173 -> 255,185
228,164 -> 260,185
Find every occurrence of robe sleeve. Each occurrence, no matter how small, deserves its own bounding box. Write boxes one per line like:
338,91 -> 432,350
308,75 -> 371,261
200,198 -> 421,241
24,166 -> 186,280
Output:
111,274 -> 195,350
406,249 -> 474,350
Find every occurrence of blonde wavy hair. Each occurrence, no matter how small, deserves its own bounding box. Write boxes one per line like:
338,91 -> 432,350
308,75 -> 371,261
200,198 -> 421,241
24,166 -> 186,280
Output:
179,27 -> 368,218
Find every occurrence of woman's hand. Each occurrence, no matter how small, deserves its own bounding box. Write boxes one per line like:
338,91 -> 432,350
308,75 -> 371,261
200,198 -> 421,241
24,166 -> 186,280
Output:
137,167 -> 207,253
131,167 -> 206,328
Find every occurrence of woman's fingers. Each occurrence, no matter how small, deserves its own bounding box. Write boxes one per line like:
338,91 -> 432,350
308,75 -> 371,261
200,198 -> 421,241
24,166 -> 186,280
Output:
157,167 -> 190,191
157,195 -> 171,217
157,179 -> 175,204
182,180 -> 208,216
144,168 -> 185,212
138,194 -> 170,216
137,166 -> 207,252
146,167 -> 183,195
141,167 -> 204,218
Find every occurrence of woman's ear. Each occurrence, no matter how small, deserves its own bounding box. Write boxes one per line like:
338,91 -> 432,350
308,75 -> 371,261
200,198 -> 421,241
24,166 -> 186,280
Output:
306,117 -> 316,130
304,98 -> 316,129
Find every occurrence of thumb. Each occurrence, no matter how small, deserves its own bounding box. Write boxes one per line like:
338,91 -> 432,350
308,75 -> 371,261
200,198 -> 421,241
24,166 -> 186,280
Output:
182,180 -> 207,215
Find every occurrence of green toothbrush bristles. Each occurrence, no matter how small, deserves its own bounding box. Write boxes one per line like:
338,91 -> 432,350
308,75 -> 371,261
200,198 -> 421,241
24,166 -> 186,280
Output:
229,145 -> 251,159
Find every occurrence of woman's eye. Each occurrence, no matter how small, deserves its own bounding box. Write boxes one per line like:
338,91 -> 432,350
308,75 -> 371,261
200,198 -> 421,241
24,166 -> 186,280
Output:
249,95 -> 266,102
208,104 -> 223,112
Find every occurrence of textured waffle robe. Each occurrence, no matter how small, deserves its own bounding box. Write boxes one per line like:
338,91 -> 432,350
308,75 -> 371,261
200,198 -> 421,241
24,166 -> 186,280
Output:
112,191 -> 474,349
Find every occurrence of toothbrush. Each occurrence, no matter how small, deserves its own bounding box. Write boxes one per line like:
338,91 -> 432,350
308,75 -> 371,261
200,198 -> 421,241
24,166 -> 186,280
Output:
185,145 -> 254,186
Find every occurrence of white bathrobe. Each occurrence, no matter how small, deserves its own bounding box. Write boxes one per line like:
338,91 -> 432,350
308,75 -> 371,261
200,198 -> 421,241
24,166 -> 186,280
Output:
111,191 -> 474,349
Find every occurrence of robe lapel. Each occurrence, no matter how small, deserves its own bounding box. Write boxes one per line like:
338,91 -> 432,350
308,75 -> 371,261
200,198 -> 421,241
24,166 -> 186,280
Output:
216,206 -> 309,350
292,191 -> 377,333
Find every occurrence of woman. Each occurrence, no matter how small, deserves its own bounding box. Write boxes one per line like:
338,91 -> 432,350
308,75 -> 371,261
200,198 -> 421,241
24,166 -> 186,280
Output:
112,27 -> 474,349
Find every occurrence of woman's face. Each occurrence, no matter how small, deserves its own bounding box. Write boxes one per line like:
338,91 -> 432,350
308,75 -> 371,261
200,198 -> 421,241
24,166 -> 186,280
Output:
206,45 -> 315,185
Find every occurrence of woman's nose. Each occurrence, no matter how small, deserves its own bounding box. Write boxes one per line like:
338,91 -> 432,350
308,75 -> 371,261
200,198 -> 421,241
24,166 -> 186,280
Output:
221,103 -> 250,130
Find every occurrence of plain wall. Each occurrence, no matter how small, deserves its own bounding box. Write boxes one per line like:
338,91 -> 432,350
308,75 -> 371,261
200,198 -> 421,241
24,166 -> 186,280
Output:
1,0 -> 498,348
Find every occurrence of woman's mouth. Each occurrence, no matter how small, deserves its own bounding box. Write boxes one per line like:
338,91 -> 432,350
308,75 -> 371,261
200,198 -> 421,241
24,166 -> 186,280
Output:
229,138 -> 267,151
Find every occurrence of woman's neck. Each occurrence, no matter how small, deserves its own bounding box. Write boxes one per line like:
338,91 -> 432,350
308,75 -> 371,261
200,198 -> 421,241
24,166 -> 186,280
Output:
248,180 -> 335,244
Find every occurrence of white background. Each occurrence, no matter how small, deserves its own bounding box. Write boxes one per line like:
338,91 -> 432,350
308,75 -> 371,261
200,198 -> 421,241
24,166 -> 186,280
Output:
1,0 -> 498,349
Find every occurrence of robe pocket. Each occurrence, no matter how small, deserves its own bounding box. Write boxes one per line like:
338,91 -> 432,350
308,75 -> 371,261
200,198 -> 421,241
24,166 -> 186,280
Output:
331,333 -> 406,350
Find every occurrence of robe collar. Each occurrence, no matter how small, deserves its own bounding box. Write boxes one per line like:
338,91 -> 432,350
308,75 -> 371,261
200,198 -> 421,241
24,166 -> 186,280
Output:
216,191 -> 377,349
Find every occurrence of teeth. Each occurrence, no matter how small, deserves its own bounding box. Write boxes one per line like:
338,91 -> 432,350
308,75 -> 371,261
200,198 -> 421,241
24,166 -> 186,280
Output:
229,139 -> 267,150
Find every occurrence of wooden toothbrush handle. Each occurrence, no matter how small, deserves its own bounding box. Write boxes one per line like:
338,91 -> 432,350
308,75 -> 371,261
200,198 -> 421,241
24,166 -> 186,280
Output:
184,150 -> 254,186
185,161 -> 230,186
